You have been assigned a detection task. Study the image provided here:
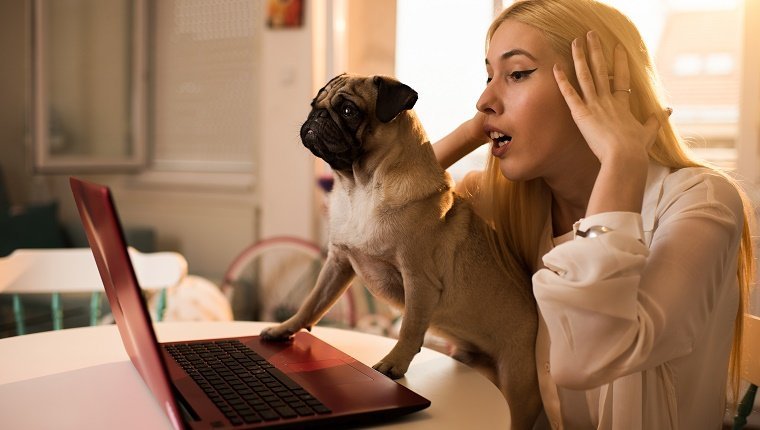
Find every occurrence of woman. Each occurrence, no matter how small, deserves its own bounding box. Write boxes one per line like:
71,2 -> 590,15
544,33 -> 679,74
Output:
433,0 -> 755,428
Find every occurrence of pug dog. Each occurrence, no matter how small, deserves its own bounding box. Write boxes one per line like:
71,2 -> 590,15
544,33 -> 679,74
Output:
261,74 -> 541,429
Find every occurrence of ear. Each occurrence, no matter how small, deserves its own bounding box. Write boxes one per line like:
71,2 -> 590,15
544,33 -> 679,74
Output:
373,76 -> 418,123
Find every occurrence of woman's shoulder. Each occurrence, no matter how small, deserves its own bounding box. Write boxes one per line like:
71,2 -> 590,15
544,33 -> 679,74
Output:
454,170 -> 483,195
663,164 -> 739,193
660,164 -> 746,218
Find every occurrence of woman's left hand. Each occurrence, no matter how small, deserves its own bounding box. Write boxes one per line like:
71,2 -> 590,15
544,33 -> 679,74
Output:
552,30 -> 659,168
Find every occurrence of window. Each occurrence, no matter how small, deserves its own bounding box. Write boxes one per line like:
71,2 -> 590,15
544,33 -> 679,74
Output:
152,0 -> 260,173
31,0 -> 147,172
603,0 -> 746,171
673,53 -> 735,77
673,54 -> 702,76
704,53 -> 734,75
395,0 -> 494,181
397,0 -> 759,181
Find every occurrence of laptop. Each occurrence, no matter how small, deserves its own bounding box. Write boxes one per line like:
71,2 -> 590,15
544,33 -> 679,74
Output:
69,177 -> 430,429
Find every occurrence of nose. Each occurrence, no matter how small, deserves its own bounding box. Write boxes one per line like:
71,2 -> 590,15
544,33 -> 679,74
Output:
476,82 -> 500,115
310,108 -> 330,119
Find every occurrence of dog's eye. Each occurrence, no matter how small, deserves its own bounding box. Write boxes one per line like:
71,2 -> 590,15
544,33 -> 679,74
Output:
341,103 -> 356,117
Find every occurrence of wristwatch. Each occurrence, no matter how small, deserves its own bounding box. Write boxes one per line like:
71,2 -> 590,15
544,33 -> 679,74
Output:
576,225 -> 613,239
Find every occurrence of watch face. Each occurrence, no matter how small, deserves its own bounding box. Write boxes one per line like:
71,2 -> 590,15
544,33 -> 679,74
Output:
577,225 -> 612,239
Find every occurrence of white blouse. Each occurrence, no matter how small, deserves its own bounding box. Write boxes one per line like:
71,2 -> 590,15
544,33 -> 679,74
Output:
531,162 -> 745,430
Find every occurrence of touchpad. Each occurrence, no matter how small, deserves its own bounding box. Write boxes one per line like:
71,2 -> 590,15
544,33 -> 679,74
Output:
285,359 -> 374,386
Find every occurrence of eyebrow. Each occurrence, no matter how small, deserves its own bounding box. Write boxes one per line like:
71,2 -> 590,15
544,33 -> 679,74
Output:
485,48 -> 538,65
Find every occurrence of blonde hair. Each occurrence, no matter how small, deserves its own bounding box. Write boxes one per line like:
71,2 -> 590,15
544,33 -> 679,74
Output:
480,0 -> 755,404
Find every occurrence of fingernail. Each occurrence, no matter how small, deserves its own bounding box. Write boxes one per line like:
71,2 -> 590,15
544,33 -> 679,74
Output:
572,38 -> 577,48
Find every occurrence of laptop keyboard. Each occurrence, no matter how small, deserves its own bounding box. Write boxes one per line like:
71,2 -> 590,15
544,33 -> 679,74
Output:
164,340 -> 331,426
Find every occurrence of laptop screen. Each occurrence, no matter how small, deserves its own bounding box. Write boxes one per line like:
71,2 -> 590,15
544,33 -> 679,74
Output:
70,177 -> 185,430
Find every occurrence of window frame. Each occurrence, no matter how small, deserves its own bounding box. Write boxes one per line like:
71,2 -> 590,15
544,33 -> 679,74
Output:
737,0 -> 760,187
30,0 -> 148,173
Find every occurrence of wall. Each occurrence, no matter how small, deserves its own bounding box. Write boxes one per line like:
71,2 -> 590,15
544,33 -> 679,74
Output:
0,0 -> 322,284
0,1 -> 32,206
346,0 -> 396,77
258,1 -> 324,244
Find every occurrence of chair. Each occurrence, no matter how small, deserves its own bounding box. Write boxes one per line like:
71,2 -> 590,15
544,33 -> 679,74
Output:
0,247 -> 187,336
733,314 -> 760,429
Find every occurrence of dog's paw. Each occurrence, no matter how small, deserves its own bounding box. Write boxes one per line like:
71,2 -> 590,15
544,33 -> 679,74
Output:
372,360 -> 409,380
260,325 -> 298,341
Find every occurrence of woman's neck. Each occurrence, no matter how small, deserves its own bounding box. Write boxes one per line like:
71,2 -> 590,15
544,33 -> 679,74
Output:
545,155 -> 601,236
550,195 -> 586,236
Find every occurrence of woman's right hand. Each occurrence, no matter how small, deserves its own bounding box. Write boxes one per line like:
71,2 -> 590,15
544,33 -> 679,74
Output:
461,111 -> 489,145
432,111 -> 489,170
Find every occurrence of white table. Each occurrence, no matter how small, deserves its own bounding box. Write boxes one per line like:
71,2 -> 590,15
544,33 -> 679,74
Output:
0,321 -> 510,429
0,248 -> 186,294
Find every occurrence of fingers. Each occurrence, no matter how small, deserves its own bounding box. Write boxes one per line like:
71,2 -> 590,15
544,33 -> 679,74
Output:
571,37 -> 597,100
612,44 -> 631,102
573,31 -> 637,105
643,114 -> 661,149
553,64 -> 589,118
571,31 -> 612,100
473,112 -> 490,144
586,31 -> 611,95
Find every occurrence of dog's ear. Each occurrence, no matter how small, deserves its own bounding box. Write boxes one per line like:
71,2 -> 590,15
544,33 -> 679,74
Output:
373,76 -> 418,123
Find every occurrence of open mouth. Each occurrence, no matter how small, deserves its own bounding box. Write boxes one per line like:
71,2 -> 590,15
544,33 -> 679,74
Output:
489,131 -> 512,148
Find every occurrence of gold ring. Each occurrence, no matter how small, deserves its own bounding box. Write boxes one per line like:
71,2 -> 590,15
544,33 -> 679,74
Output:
614,88 -> 632,93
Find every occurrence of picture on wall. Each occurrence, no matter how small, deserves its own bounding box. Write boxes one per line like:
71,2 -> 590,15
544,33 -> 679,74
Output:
267,0 -> 304,28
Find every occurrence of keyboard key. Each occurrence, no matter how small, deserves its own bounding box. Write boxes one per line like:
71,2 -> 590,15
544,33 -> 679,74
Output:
259,409 -> 280,421
295,406 -> 315,416
233,405 -> 254,415
242,413 -> 262,424
290,401 -> 307,409
267,368 -> 302,390
253,403 -> 272,412
274,406 -> 298,419
314,405 -> 331,414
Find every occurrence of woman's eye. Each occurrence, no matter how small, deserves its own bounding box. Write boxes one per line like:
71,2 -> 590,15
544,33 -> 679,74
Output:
509,68 -> 537,82
486,76 -> 493,85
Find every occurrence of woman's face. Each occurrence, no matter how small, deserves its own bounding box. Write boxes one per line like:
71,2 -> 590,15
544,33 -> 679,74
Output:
477,19 -> 588,182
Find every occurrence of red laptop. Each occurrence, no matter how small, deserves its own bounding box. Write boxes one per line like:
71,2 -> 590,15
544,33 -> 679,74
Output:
69,177 -> 430,429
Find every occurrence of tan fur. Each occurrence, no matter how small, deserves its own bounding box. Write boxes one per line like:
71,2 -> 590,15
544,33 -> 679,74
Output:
261,75 -> 541,429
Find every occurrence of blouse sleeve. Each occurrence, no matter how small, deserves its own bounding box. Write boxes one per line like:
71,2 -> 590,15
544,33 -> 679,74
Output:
532,169 -> 745,390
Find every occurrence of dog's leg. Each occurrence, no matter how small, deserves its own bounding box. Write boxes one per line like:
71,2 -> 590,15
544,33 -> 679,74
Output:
498,355 -> 542,430
373,275 -> 441,379
261,251 -> 355,340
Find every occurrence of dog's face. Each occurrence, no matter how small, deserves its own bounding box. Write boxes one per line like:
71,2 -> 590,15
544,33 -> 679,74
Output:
300,74 -> 418,171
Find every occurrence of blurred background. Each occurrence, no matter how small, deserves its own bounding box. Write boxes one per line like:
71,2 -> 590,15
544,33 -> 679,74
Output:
1,0 -> 758,331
